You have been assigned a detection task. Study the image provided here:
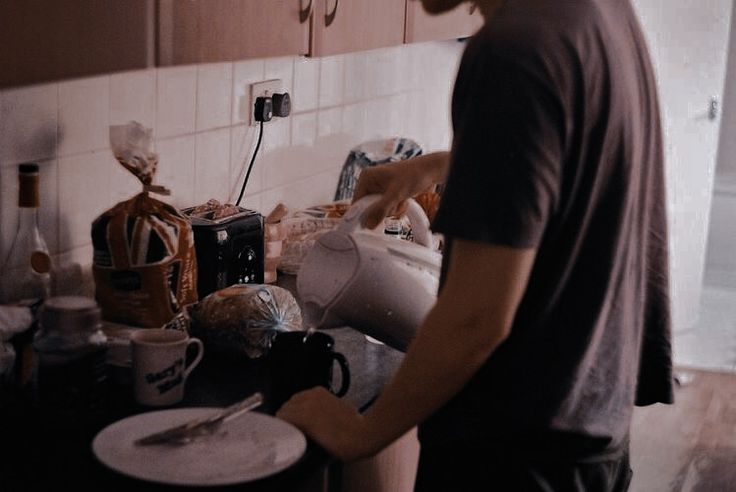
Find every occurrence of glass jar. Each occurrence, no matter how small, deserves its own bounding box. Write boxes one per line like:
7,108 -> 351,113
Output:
33,296 -> 108,424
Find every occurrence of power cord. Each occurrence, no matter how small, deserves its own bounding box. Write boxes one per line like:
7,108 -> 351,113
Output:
236,120 -> 264,207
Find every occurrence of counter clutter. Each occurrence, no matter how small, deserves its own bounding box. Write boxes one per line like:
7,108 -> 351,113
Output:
0,276 -> 405,491
0,125 -> 441,489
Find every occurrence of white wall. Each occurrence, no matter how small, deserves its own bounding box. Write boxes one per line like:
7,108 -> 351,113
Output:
717,4 -> 736,176
632,0 -> 733,332
0,42 -> 464,271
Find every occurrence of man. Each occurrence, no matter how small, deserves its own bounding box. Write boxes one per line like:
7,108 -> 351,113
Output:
278,0 -> 674,490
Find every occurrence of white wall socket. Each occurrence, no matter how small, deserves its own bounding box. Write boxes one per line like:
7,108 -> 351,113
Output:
249,79 -> 284,126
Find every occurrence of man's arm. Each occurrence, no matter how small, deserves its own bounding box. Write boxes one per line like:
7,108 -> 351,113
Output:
354,151 -> 450,229
278,238 -> 536,461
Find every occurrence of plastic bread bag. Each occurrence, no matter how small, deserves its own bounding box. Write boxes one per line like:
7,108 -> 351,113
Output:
92,122 -> 198,327
189,284 -> 303,359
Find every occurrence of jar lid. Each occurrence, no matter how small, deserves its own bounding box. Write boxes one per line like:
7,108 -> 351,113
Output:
41,296 -> 101,332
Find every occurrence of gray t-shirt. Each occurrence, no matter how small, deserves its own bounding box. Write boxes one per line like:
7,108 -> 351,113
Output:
423,0 -> 674,459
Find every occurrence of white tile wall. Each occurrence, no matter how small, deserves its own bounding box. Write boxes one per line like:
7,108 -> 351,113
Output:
110,70 -> 156,129
58,151 -> 111,252
196,63 -> 233,131
194,128 -> 231,204
157,136 -> 196,209
156,66 -> 197,138
293,57 -> 320,113
232,59 -> 266,124
0,84 -> 58,164
0,41 -> 463,272
319,55 -> 344,108
58,76 -> 110,156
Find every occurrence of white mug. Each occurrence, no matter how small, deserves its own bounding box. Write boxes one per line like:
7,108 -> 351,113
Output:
130,329 -> 204,406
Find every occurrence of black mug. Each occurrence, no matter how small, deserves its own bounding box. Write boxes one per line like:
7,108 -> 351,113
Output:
268,331 -> 350,409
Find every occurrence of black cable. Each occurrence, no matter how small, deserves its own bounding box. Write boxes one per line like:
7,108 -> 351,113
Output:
236,120 -> 264,207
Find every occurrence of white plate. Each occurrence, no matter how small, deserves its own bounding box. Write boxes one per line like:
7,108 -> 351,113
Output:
92,408 -> 307,486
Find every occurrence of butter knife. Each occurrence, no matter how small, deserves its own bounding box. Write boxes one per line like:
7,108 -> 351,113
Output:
134,392 -> 264,446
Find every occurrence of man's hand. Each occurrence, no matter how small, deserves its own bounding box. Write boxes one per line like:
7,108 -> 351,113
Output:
354,151 -> 450,229
276,387 -> 376,462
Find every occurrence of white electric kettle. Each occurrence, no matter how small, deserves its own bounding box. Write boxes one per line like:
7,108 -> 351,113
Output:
296,195 -> 442,352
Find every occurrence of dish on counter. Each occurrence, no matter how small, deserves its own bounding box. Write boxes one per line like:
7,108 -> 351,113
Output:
92,407 -> 307,486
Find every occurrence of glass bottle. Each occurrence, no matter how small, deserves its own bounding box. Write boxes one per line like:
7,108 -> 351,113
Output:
0,163 -> 51,305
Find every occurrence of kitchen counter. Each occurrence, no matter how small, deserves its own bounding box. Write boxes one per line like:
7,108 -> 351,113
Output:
0,275 -> 405,491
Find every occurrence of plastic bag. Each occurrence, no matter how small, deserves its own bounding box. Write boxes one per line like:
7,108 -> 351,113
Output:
189,284 -> 302,359
92,122 -> 198,327
278,214 -> 343,275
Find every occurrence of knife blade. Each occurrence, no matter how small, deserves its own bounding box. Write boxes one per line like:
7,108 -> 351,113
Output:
134,392 -> 264,446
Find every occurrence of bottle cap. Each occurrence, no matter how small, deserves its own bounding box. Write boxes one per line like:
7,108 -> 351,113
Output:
19,163 -> 39,174
41,296 -> 102,333
18,163 -> 40,208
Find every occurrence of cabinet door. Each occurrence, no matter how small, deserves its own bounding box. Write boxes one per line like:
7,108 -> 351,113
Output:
157,0 -> 310,66
0,0 -> 152,88
311,0 -> 406,57
404,0 -> 483,44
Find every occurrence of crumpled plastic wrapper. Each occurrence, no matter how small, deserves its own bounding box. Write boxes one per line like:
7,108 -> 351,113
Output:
110,122 -> 159,186
93,122 -> 197,327
189,284 -> 303,359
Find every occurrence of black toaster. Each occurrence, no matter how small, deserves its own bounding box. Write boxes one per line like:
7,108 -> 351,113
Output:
182,207 -> 264,299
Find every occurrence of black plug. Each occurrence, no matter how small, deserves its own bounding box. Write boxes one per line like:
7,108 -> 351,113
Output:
272,92 -> 291,118
254,96 -> 273,122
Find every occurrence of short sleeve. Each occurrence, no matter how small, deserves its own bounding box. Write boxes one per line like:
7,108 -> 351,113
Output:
433,52 -> 566,248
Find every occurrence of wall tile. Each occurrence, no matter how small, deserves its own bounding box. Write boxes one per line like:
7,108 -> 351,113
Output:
156,135 -> 196,209
197,63 -> 233,131
58,76 -> 110,156
261,170 -> 339,214
232,59 -> 266,125
230,125 -> 264,202
293,57 -> 320,113
317,107 -> 343,137
319,55 -> 344,108
2,41 -> 463,272
343,53 -> 369,103
365,48 -> 401,98
156,66 -> 197,139
262,117 -> 291,153
264,57 -> 294,94
342,102 -> 369,142
0,83 -> 58,165
110,69 -> 157,129
194,129 -> 231,205
58,151 -> 111,252
263,147 -> 311,191
239,191 -> 263,215
0,159 -> 59,265
109,155 -> 144,208
291,112 -> 317,147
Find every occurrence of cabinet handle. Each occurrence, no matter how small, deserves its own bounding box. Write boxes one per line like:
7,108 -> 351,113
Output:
299,0 -> 314,23
325,0 -> 339,27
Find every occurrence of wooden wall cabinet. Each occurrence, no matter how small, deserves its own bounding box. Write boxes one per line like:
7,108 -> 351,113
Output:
311,0 -> 407,57
404,0 -> 483,44
157,0 -> 310,66
0,0 -> 152,88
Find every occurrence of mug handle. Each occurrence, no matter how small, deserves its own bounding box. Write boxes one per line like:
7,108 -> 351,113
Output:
183,337 -> 204,379
330,352 -> 350,397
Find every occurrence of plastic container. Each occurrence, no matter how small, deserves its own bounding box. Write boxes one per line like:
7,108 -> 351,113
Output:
33,296 -> 108,422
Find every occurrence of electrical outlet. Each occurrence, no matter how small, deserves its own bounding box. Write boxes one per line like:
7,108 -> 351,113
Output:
249,79 -> 283,126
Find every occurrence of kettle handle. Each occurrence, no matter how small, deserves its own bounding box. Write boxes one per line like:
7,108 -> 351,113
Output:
338,195 -> 434,248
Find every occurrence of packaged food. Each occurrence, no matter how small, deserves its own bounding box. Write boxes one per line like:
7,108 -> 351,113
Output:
91,122 -> 198,327
189,284 -> 302,359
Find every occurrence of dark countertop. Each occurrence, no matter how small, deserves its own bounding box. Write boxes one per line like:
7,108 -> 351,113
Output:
0,275 -> 405,491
